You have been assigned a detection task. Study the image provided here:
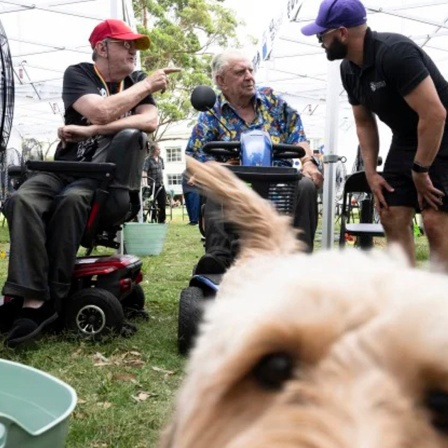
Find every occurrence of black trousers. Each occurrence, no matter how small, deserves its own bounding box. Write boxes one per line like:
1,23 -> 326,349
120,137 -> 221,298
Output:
2,172 -> 98,302
155,185 -> 166,223
203,174 -> 318,266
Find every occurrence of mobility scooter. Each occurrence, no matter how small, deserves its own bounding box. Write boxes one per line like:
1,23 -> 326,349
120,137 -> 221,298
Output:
2,129 -> 149,340
178,86 -> 305,355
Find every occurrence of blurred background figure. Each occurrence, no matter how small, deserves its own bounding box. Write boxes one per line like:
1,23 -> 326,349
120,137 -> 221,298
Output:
182,169 -> 200,225
144,143 -> 166,224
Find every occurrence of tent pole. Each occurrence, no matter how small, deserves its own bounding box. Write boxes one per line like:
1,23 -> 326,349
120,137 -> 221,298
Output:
321,60 -> 341,249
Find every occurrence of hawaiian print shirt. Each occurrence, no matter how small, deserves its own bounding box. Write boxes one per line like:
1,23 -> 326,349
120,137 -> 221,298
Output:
185,86 -> 307,166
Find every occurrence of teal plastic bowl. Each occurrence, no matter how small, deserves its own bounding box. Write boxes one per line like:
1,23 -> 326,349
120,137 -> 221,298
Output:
0,359 -> 77,448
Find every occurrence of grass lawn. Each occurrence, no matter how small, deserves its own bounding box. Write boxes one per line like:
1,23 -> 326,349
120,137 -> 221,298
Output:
0,207 -> 430,447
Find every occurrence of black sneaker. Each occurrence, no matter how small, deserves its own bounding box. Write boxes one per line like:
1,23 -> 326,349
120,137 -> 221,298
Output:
195,253 -> 229,275
5,301 -> 58,349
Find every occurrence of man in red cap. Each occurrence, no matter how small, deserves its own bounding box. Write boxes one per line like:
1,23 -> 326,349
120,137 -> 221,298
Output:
0,18 -> 180,348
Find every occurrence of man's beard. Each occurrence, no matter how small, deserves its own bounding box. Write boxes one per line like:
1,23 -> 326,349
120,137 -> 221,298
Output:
325,38 -> 348,61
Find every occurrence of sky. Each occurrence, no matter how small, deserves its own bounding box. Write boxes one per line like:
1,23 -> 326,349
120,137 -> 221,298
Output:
224,0 -> 274,36
224,0 -> 289,54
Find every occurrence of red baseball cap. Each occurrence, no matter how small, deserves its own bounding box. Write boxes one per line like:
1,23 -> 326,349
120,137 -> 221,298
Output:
89,19 -> 150,50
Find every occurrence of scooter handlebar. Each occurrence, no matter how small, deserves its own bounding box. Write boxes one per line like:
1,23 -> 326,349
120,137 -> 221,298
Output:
202,141 -> 306,159
273,144 -> 306,159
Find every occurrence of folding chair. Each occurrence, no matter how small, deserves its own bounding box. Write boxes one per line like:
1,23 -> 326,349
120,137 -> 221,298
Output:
339,171 -> 385,249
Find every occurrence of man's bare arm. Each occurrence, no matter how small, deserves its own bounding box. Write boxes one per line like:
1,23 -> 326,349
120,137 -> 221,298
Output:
72,67 -> 181,126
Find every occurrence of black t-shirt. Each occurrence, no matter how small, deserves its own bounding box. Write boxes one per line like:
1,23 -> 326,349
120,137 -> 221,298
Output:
341,28 -> 448,155
55,62 -> 156,161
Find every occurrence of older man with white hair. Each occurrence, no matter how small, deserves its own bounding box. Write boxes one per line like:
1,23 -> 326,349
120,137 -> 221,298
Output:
186,49 -> 323,274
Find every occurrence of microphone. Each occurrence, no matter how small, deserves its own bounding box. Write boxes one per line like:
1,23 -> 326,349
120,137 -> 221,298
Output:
190,86 -> 234,136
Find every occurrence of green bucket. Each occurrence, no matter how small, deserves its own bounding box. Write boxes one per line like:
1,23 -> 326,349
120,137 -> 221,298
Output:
0,359 -> 77,448
123,223 -> 168,256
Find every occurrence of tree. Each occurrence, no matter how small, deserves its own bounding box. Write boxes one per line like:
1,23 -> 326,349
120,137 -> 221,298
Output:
133,0 -> 243,142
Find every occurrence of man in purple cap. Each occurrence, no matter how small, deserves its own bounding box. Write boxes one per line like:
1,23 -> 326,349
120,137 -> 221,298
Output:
302,0 -> 448,272
0,19 -> 180,348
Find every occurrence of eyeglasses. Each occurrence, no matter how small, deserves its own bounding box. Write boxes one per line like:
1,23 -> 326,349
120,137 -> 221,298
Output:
316,28 -> 338,43
106,40 -> 136,50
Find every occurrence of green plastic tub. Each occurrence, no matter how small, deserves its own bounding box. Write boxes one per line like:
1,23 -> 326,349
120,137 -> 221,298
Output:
0,359 -> 77,448
124,222 -> 168,256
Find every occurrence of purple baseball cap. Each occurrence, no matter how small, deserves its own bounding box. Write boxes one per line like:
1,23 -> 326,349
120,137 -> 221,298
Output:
301,0 -> 367,36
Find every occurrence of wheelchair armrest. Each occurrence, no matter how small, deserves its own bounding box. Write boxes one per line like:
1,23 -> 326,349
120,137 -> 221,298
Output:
8,165 -> 23,176
26,160 -> 116,179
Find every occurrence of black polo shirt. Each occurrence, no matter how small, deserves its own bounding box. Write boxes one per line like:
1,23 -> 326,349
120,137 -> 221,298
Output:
55,63 -> 156,161
341,28 -> 448,156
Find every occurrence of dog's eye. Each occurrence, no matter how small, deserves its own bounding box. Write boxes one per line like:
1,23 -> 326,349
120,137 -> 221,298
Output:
252,353 -> 294,390
425,389 -> 448,433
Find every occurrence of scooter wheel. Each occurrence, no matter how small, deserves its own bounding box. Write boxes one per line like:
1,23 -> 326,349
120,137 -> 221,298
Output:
121,284 -> 148,320
178,286 -> 206,356
64,288 -> 124,339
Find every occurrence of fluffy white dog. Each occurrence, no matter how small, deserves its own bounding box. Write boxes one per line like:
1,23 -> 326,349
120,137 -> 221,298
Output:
158,157 -> 448,448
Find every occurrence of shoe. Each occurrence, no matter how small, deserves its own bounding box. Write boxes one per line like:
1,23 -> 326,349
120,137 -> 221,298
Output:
188,222 -> 198,225
0,297 -> 24,334
5,301 -> 58,349
195,253 -> 229,275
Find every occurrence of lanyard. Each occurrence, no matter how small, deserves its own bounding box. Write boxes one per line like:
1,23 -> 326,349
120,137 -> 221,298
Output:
94,65 -> 124,96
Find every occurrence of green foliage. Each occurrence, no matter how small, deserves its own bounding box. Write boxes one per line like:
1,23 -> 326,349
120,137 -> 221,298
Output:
133,0 -> 242,141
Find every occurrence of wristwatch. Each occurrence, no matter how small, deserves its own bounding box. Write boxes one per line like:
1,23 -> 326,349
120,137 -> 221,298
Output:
412,161 -> 431,173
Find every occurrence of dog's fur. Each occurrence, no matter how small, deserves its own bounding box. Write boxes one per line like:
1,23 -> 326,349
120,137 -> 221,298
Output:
158,157 -> 448,448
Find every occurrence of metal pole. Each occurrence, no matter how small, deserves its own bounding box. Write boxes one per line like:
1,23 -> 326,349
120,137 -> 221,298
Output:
321,60 -> 342,249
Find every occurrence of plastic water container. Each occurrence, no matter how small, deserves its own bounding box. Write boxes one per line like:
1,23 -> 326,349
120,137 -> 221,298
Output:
124,222 -> 168,256
0,359 -> 77,448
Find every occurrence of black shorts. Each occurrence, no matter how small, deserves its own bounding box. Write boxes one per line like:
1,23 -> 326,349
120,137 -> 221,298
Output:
382,150 -> 448,212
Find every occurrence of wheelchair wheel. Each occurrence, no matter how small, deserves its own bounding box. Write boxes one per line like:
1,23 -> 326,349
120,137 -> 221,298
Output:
178,286 -> 206,356
149,201 -> 159,223
120,284 -> 149,320
143,200 -> 158,223
64,288 -> 124,339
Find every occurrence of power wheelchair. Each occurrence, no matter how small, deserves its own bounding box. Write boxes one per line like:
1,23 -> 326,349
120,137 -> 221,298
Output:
1,128 -> 149,340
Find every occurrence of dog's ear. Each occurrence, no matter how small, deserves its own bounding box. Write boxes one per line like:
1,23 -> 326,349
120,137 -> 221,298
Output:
186,156 -> 305,259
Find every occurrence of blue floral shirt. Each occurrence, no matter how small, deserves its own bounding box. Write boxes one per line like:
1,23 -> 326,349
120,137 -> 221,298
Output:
185,86 -> 307,166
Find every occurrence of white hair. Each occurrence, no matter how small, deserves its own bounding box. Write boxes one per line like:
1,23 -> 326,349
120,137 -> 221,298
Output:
211,49 -> 253,86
